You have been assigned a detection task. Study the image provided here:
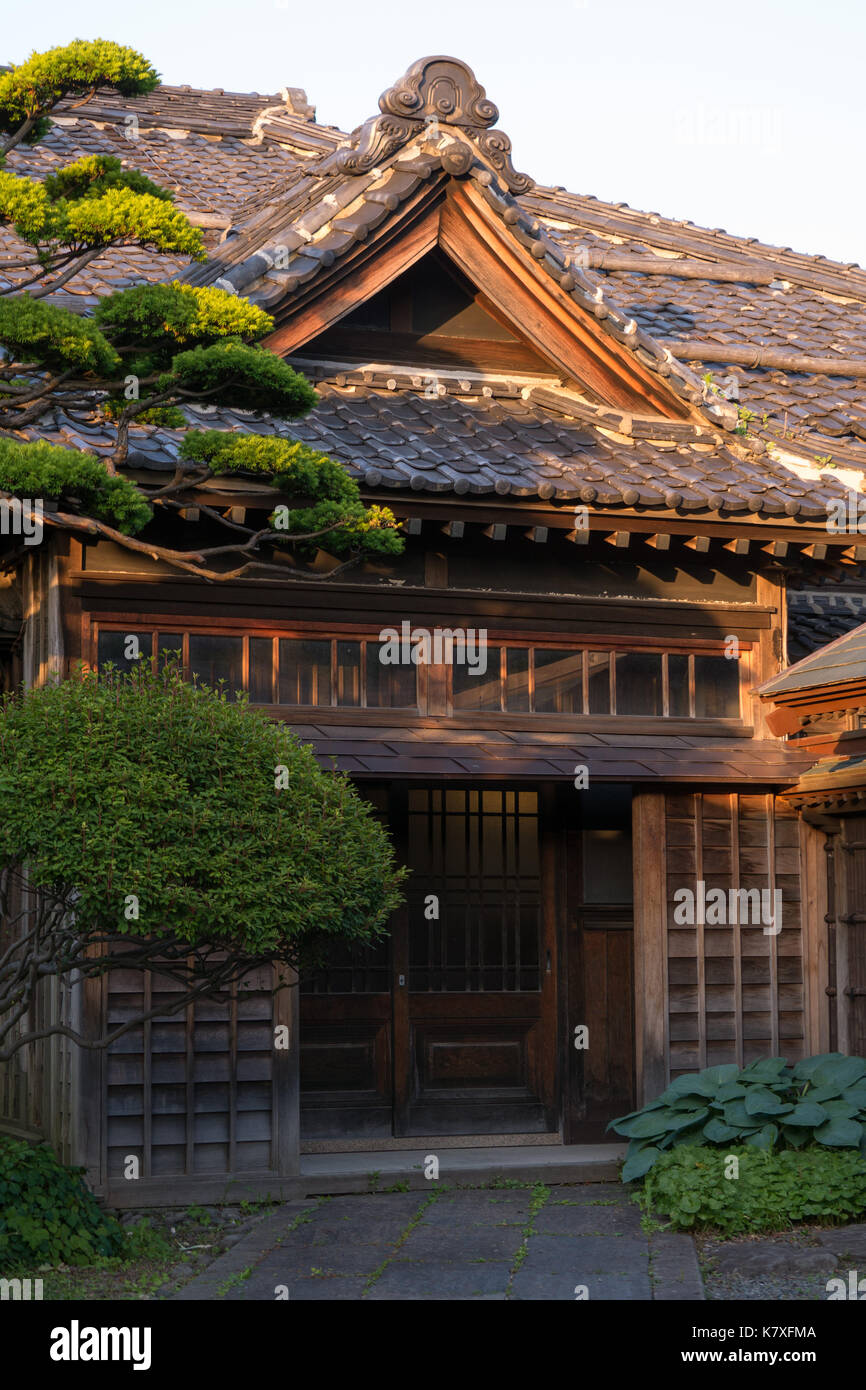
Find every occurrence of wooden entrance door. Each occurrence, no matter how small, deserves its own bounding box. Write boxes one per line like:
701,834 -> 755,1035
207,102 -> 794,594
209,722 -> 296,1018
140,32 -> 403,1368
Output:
300,784 -> 559,1139
564,785 -> 637,1142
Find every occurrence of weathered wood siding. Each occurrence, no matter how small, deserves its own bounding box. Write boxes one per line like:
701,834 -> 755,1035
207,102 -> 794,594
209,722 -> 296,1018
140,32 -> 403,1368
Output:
97,964 -> 299,1203
665,791 -> 806,1076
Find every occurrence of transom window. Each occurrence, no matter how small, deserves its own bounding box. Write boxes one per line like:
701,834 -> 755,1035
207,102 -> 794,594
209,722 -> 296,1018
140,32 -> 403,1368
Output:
453,646 -> 742,720
93,626 -> 745,721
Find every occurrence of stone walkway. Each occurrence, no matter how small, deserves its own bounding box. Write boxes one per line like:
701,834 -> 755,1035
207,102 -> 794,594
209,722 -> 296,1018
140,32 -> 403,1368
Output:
173,1182 -> 704,1301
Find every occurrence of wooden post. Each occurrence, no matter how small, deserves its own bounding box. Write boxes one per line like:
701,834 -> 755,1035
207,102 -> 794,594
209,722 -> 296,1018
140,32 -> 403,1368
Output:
273,966 -> 300,1177
836,816 -> 866,1057
799,818 -> 831,1055
632,790 -> 668,1102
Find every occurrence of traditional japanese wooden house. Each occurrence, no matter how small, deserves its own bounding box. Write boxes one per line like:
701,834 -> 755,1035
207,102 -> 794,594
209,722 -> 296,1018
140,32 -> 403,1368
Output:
2,56 -> 866,1203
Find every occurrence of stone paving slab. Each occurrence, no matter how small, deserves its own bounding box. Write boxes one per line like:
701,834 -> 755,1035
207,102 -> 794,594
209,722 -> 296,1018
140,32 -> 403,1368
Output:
172,1184 -> 704,1302
365,1260 -> 511,1300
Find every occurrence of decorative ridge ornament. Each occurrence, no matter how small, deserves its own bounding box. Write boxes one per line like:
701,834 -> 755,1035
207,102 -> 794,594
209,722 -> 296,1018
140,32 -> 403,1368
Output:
328,55 -> 533,193
378,55 -> 499,128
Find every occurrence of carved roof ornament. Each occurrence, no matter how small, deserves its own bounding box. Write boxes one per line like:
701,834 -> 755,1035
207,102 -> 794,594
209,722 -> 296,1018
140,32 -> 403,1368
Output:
330,55 -> 533,194
379,55 -> 499,128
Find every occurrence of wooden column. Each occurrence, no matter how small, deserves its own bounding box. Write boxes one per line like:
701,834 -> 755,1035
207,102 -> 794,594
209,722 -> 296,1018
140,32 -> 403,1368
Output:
799,818 -> 831,1055
273,966 -> 300,1177
836,816 -> 866,1057
632,790 -> 668,1103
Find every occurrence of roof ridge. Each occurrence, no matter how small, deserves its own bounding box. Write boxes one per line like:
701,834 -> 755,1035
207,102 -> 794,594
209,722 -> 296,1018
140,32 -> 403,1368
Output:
524,185 -> 866,299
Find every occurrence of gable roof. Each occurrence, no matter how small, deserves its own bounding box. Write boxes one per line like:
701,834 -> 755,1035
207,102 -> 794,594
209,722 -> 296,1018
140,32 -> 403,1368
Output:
4,55 -> 866,533
759,619 -> 866,699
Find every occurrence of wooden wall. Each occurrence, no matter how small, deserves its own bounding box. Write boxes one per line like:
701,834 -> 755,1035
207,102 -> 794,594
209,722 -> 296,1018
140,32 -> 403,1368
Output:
95,964 -> 299,1205
634,788 -> 809,1100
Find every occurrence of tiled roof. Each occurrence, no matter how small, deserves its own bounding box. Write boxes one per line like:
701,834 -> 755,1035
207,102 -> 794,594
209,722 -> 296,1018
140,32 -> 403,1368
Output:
21,375 -> 866,522
292,721 -> 812,783
4,57 -> 866,514
760,618 -> 866,697
787,591 -> 866,662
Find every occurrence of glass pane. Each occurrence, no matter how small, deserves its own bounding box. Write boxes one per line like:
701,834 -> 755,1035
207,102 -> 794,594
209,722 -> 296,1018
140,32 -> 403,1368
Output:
189,634 -> 243,694
694,654 -> 741,718
156,633 -> 182,670
249,637 -> 274,703
278,638 -> 331,706
365,645 -> 417,708
504,648 -> 530,712
615,652 -> 662,716
534,649 -> 582,714
668,653 -> 691,717
336,641 -> 361,707
97,630 -> 152,674
581,785 -> 633,904
587,651 -> 610,714
453,647 -> 501,710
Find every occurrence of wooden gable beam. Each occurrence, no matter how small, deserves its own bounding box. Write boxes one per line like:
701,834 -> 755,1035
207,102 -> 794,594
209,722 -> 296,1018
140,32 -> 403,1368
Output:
263,200 -> 443,356
439,185 -> 693,418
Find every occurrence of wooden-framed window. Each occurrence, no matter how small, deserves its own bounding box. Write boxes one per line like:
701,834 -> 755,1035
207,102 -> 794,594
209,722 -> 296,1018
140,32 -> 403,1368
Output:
92,626 -> 423,712
90,622 -> 748,722
450,643 -> 745,720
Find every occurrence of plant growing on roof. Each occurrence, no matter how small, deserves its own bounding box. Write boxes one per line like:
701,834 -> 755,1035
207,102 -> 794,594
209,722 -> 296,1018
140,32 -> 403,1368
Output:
0,660 -> 408,1062
0,41 -> 403,580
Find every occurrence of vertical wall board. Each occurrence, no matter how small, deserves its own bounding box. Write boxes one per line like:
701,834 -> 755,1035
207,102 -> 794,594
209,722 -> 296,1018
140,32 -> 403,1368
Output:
273,966 -> 300,1177
664,790 -> 805,1079
633,790 -> 667,1103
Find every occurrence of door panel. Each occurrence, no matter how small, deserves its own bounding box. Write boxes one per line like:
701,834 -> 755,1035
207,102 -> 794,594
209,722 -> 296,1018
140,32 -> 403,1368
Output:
401,787 -> 556,1135
300,783 -> 559,1141
299,952 -> 392,1138
564,785 -> 637,1142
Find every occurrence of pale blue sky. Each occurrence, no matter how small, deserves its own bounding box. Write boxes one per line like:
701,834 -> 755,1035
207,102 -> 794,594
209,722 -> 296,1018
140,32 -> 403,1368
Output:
7,0 -> 866,265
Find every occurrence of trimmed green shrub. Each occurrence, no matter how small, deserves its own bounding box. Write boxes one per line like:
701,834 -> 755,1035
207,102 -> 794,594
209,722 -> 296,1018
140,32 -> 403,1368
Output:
0,1135 -> 123,1267
637,1144 -> 866,1235
610,1054 -> 866,1180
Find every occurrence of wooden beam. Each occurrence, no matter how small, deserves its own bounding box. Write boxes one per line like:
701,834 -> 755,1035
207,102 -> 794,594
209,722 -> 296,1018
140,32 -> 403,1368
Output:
263,201 -> 442,355
565,527 -> 591,545
483,523 -> 507,541
644,532 -> 671,551
684,535 -> 710,553
632,790 -> 668,1102
800,542 -> 827,560
441,520 -> 464,539
404,518 -> 423,535
228,506 -> 246,525
723,537 -> 750,555
603,531 -> 631,548
525,526 -> 549,543
440,186 -> 692,418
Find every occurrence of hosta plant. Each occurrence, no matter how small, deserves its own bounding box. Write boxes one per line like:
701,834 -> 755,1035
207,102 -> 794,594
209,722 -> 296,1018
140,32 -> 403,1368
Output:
609,1053 -> 866,1181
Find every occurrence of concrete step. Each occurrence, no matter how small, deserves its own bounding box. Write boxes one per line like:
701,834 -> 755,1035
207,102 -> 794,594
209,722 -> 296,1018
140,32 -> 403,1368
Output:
299,1143 -> 626,1195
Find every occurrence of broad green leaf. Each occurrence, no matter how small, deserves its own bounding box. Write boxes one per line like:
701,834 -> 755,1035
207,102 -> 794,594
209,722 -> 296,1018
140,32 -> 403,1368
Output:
792,1053 -> 847,1081
746,1124 -> 778,1149
815,1117 -> 863,1148
784,1102 -> 827,1127
703,1117 -> 741,1143
744,1087 -> 792,1116
622,1146 -> 661,1182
